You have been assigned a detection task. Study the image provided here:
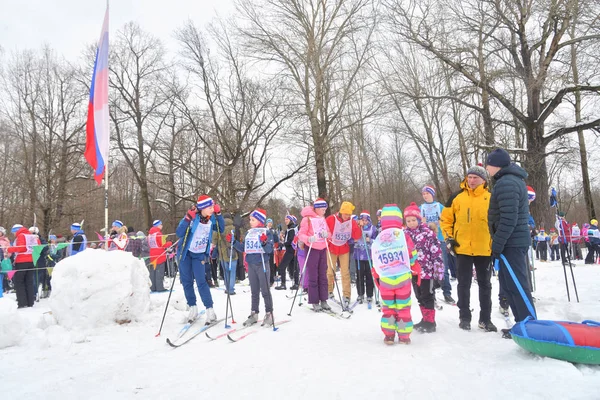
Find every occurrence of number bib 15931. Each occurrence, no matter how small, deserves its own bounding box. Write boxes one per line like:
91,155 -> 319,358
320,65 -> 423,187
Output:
331,218 -> 352,246
371,228 -> 410,277
245,228 -> 267,254
189,222 -> 212,254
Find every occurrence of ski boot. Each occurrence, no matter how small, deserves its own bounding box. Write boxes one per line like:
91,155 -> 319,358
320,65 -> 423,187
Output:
384,335 -> 395,345
499,306 -> 509,317
357,295 -> 364,304
343,296 -> 351,309
398,337 -> 411,345
443,294 -> 456,305
501,328 -> 512,339
187,305 -> 198,323
261,312 -> 273,327
312,303 -> 322,312
205,307 -> 217,325
320,300 -> 332,311
243,311 -> 258,326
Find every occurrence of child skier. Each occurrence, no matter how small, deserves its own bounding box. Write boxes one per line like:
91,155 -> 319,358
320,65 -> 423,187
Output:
403,203 -> 444,333
148,220 -> 172,292
371,205 -> 420,345
176,195 -> 224,324
231,209 -> 275,326
297,198 -> 332,312
354,210 -> 377,305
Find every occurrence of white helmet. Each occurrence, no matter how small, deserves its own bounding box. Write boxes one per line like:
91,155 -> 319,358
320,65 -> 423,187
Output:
29,226 -> 40,235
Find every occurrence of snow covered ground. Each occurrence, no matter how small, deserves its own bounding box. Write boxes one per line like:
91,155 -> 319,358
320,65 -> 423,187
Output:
1,254 -> 599,400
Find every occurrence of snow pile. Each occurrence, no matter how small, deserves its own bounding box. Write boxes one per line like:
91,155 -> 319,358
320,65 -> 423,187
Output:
0,299 -> 29,349
49,249 -> 151,330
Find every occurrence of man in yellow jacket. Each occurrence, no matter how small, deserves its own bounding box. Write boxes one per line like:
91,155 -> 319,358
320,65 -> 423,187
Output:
440,165 -> 497,332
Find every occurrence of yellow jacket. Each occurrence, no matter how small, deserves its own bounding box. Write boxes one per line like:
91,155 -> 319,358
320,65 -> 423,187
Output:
440,179 -> 491,256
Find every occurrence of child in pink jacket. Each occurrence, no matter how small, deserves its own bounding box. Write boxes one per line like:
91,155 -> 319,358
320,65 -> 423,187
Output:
298,198 -> 332,312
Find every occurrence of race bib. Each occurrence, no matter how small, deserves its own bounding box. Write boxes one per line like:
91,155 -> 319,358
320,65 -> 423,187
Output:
309,217 -> 328,243
245,228 -> 267,254
113,233 -> 129,250
148,233 -> 159,249
24,234 -> 38,255
371,228 -> 410,278
331,218 -> 352,246
189,221 -> 212,254
421,202 -> 441,224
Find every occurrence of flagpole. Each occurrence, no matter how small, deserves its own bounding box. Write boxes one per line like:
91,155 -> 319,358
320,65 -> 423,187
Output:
104,0 -> 110,248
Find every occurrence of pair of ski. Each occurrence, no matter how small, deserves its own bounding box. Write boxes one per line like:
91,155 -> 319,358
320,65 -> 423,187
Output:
206,319 -> 291,342
166,311 -> 225,348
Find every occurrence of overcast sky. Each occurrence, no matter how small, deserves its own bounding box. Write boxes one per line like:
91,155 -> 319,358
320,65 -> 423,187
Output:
0,0 -> 234,60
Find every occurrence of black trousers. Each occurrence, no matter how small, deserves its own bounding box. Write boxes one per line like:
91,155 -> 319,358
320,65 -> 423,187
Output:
412,277 -> 435,310
560,242 -> 571,264
13,262 -> 35,307
356,260 -> 374,297
456,255 -> 492,323
268,252 -> 276,284
278,249 -> 298,286
497,247 -> 536,322
585,243 -> 599,264
537,242 -> 547,261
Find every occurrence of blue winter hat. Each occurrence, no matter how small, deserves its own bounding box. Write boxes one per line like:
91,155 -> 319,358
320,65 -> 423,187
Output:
152,219 -> 162,227
112,220 -> 123,228
486,148 -> 511,168
71,223 -> 81,231
11,224 -> 23,233
266,218 -> 273,224
49,235 -> 57,241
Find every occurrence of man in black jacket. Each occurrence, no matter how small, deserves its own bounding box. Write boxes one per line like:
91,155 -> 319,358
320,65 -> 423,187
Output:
486,148 -> 536,329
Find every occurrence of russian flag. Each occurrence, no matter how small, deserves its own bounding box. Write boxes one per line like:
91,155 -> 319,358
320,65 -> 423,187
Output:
84,5 -> 110,185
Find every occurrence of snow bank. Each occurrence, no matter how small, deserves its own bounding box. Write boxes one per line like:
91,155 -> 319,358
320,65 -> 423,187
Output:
49,249 -> 151,330
0,299 -> 29,349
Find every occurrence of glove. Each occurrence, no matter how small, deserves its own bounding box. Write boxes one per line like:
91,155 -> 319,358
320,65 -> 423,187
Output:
318,230 -> 329,239
260,233 -> 267,245
185,207 -> 197,222
308,235 -> 317,243
214,204 -> 221,214
445,238 -> 458,256
226,233 -> 232,243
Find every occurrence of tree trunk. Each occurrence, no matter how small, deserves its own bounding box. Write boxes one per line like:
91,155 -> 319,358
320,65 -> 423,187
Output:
524,126 -> 551,230
313,129 -> 328,199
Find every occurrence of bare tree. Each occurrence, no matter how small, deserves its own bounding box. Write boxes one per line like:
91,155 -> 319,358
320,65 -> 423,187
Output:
236,0 -> 377,201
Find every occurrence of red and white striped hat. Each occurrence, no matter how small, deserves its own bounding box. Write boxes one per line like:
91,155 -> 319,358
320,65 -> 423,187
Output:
251,208 -> 267,225
197,195 -> 214,210
314,198 -> 328,209
360,210 -> 370,219
527,186 -> 536,202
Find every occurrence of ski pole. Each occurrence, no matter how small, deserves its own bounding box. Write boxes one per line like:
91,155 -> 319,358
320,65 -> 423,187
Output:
156,229 -> 188,337
224,230 -> 236,329
324,239 -> 346,311
288,242 -> 313,316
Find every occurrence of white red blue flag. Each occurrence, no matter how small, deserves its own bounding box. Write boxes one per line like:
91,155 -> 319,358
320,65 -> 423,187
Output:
84,5 -> 109,185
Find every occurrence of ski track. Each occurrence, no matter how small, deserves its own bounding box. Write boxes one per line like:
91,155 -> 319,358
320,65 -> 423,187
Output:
2,260 -> 600,399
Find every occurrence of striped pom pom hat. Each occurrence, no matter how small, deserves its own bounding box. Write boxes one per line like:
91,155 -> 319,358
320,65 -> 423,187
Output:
70,223 -> 81,231
380,204 -> 404,230
285,214 -> 297,225
251,208 -> 267,225
112,220 -> 123,228
153,219 -> 162,227
196,195 -> 214,210
422,185 -> 436,197
527,186 -> 536,202
313,198 -> 328,209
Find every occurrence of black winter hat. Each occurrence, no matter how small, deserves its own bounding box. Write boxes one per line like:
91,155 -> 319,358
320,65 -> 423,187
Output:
486,148 -> 511,168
